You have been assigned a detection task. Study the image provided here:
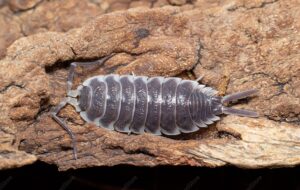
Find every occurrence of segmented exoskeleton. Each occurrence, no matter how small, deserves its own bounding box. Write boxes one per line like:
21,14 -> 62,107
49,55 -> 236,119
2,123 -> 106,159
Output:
51,54 -> 258,159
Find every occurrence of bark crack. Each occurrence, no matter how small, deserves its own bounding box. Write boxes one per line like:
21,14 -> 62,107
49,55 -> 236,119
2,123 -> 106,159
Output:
9,0 -> 44,14
227,0 -> 279,12
0,82 -> 24,94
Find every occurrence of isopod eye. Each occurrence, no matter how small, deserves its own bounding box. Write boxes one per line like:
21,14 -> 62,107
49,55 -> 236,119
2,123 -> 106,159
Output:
78,86 -> 91,111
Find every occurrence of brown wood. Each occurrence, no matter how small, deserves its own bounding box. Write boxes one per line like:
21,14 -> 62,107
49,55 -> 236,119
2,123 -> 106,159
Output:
0,0 -> 299,171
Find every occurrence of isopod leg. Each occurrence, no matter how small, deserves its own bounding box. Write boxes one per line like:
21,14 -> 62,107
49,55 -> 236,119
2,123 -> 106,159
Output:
51,98 -> 78,159
67,54 -> 116,92
195,75 -> 204,82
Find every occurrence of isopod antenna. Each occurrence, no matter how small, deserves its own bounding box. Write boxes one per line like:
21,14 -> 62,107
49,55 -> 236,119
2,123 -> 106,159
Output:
51,54 -> 116,160
221,89 -> 259,118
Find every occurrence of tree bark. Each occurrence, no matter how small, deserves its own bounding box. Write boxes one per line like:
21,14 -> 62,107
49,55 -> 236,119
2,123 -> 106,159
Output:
0,0 -> 299,171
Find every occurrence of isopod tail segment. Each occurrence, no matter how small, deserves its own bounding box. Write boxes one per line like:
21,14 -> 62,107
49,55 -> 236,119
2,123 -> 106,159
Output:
50,54 -> 115,160
213,89 -> 259,118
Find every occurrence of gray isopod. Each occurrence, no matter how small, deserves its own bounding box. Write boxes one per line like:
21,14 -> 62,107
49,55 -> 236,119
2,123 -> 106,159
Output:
51,54 -> 258,159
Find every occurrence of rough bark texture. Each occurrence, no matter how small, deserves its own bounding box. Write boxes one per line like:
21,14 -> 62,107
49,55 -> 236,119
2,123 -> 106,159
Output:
0,0 -> 299,171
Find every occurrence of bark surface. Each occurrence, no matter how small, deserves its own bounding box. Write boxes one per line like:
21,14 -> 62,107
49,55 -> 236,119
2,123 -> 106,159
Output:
0,0 -> 299,171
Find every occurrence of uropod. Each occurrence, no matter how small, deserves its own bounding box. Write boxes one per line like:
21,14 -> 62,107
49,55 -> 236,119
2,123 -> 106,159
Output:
51,54 -> 258,159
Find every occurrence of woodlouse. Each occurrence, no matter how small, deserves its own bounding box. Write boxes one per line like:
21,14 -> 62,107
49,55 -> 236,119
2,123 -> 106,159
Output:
51,54 -> 258,159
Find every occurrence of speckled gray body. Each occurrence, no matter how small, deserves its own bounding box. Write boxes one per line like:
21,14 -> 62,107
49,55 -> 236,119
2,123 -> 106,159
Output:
76,74 -> 222,135
51,55 -> 258,159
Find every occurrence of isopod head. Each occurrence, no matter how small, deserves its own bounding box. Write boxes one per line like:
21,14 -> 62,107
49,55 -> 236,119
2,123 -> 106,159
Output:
78,85 -> 91,112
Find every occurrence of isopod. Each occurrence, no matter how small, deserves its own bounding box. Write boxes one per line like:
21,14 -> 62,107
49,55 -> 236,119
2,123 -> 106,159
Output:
51,54 -> 258,159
